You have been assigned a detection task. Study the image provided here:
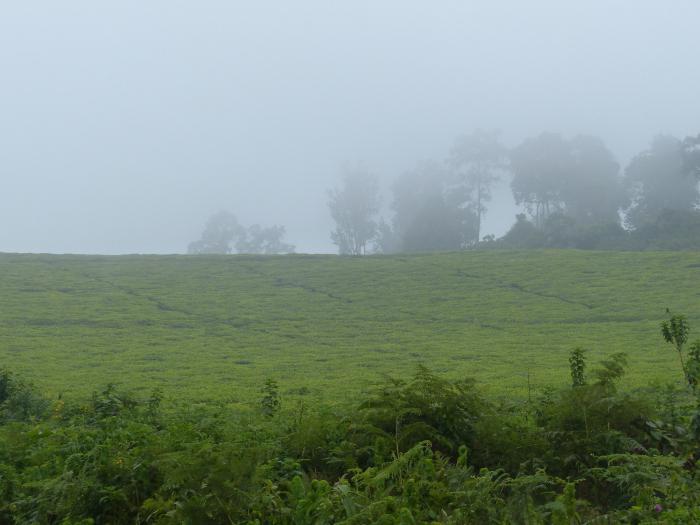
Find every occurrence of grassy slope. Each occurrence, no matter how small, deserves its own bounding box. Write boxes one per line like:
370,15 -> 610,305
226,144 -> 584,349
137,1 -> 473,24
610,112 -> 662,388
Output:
1,250 -> 698,407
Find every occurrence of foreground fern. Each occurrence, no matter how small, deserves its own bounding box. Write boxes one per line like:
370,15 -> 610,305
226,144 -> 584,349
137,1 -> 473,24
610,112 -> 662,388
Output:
2,317 -> 700,523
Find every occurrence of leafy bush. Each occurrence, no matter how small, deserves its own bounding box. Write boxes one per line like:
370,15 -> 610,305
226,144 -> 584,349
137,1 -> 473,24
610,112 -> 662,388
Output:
3,318 -> 700,522
0,368 -> 48,422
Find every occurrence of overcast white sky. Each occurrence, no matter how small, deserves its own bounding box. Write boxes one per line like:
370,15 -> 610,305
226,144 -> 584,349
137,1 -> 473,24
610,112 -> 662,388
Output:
1,1 -> 699,254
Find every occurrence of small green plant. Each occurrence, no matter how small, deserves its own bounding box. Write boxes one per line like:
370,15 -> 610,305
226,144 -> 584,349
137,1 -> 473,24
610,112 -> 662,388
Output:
549,482 -> 580,524
661,312 -> 690,384
569,348 -> 587,387
660,314 -> 700,458
592,352 -> 628,388
0,368 -> 11,404
260,378 -> 281,418
687,341 -> 700,392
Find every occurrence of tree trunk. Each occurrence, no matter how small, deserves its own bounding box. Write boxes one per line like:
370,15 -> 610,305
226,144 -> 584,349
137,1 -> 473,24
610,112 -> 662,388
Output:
475,172 -> 482,244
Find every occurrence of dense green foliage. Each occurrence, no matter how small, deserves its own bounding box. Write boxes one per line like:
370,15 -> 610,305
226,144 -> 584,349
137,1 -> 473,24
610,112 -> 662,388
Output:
3,332 -> 700,523
496,210 -> 700,251
2,251 -> 700,404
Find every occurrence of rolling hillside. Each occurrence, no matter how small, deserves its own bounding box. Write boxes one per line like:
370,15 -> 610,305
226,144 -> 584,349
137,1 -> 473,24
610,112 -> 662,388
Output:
1,250 -> 699,406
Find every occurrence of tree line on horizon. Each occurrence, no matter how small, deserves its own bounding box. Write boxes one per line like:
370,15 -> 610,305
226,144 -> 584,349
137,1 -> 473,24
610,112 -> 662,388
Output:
329,131 -> 700,254
187,211 -> 296,255
186,131 -> 700,255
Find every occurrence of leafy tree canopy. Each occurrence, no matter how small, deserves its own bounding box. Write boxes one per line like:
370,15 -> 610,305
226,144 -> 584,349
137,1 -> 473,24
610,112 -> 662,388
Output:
328,166 -> 380,255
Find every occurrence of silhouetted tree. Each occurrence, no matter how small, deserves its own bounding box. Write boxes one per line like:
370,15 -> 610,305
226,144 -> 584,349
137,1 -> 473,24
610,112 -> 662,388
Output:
449,129 -> 508,242
328,166 -> 381,255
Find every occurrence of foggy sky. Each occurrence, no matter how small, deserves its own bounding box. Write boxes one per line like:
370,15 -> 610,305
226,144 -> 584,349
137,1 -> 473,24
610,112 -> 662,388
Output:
2,1 -> 699,254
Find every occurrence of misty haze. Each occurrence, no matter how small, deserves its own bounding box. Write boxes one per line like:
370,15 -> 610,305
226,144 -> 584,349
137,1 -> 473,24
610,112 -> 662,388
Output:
2,2 -> 700,522
2,2 -> 699,254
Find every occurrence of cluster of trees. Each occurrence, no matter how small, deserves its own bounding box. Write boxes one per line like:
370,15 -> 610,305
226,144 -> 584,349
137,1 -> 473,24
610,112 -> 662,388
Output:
328,131 -> 700,254
188,211 -> 295,255
2,313 -> 700,522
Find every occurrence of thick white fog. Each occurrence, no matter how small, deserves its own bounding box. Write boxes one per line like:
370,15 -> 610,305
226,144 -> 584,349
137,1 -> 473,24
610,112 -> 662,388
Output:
1,1 -> 699,254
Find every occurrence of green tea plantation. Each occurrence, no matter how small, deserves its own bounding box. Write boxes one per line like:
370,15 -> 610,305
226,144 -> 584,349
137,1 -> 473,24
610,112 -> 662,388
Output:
1,250 -> 698,407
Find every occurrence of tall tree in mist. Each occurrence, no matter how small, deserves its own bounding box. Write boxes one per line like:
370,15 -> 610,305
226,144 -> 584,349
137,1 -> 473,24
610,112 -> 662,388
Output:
328,167 -> 380,255
624,135 -> 700,229
187,211 -> 243,254
449,130 -> 507,243
510,133 -> 570,228
392,161 -> 476,252
563,135 -> 625,225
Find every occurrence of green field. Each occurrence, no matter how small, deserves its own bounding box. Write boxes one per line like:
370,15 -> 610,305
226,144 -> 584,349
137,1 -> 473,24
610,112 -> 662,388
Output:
1,250 -> 699,407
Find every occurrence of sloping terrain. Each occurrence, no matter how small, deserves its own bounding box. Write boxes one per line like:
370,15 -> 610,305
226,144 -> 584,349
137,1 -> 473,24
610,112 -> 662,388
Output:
1,250 -> 698,405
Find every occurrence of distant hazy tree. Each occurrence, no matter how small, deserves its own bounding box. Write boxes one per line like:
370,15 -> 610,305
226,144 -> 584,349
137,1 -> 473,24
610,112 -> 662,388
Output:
235,224 -> 295,254
400,195 -> 473,252
189,212 -> 294,254
373,218 -> 400,254
449,130 -> 507,242
624,135 -> 700,229
541,213 -> 580,248
629,209 -> 700,250
510,133 -> 570,228
187,211 -> 244,254
328,167 -> 380,255
392,161 -> 477,252
564,135 -> 626,225
498,212 -> 628,250
511,133 -> 625,228
499,214 -> 545,248
572,221 -> 628,250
